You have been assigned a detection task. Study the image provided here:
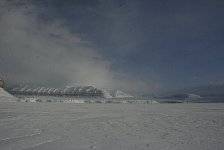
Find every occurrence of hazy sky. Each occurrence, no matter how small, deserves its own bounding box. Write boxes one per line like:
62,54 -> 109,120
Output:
0,0 -> 224,94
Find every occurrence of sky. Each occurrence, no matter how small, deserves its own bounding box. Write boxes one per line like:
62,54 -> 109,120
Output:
0,0 -> 224,95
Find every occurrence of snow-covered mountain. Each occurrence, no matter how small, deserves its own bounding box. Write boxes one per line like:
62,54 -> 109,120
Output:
0,88 -> 18,102
7,86 -> 135,99
8,86 -> 105,97
101,89 -> 113,98
164,93 -> 201,100
114,90 -> 133,98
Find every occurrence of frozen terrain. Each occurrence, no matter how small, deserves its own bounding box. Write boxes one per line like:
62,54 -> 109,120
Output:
0,100 -> 224,150
0,88 -> 17,102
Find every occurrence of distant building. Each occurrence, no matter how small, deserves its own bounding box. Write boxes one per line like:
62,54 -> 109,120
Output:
0,79 -> 5,89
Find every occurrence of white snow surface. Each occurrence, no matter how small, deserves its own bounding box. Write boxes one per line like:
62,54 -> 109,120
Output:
0,88 -> 17,102
0,101 -> 224,150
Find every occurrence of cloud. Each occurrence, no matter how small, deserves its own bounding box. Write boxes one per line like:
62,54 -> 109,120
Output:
0,0 -> 114,87
0,0 -> 158,94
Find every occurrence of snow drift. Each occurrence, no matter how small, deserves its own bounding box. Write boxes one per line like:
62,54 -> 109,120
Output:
0,87 -> 18,102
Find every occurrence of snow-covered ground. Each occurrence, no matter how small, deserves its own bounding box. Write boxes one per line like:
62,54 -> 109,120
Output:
0,101 -> 223,150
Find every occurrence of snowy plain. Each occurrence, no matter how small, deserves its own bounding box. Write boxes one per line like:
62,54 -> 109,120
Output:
0,101 -> 224,150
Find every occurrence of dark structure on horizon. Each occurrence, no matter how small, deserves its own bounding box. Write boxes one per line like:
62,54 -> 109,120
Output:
0,79 -> 5,89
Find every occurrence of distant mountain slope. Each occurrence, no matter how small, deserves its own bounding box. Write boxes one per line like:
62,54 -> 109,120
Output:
8,85 -> 108,98
164,93 -> 201,100
114,90 -> 133,98
7,85 -> 135,99
174,84 -> 224,96
101,89 -> 113,98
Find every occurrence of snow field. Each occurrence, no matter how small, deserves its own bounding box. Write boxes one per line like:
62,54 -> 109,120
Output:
0,102 -> 223,150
